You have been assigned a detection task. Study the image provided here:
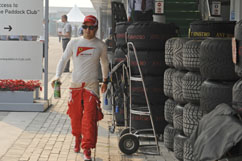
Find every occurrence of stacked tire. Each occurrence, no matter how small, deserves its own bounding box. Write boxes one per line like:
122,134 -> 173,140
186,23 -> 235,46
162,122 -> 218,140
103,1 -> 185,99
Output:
182,40 -> 205,161
189,21 -> 236,38
233,20 -> 242,117
164,37 -> 191,161
200,38 -> 238,114
184,21 -> 236,161
113,22 -> 131,67
180,38 -> 237,161
163,21 -> 238,161
113,22 -> 131,126
127,22 -> 177,135
232,21 -> 242,155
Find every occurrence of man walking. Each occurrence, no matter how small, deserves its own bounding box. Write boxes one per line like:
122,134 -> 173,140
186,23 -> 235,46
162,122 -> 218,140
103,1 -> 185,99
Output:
58,15 -> 72,72
53,15 -> 109,161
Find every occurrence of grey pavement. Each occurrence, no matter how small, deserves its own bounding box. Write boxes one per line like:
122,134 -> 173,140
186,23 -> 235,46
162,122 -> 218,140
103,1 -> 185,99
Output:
0,73 -> 178,161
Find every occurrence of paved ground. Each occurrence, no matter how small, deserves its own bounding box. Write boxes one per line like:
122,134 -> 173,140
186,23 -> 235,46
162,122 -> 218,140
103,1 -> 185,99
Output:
0,73 -> 178,161
0,37 -> 178,161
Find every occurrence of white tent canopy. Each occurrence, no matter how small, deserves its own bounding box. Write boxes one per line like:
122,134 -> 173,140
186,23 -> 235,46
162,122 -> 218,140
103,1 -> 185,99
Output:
67,5 -> 85,22
57,5 -> 85,23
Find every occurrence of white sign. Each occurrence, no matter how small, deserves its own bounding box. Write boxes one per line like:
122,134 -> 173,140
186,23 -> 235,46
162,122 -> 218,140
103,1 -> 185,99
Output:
0,41 -> 42,80
211,1 -> 221,16
155,1 -> 164,14
0,0 -> 43,35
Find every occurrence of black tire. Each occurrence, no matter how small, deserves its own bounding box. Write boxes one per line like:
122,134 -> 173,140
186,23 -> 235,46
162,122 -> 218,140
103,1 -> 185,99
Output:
119,134 -> 139,155
173,104 -> 184,131
232,79 -> 242,114
200,38 -> 238,81
127,22 -> 177,50
164,98 -> 177,125
174,134 -> 188,161
235,20 -> 242,40
173,38 -> 191,70
131,76 -> 166,105
183,72 -> 204,104
164,124 -> 175,151
189,21 -> 236,38
165,37 -> 178,67
130,50 -> 166,76
173,70 -> 187,104
164,68 -> 176,98
200,80 -> 234,114
235,41 -> 242,77
184,139 -> 194,161
131,106 -> 167,134
183,103 -> 203,137
164,124 -> 180,151
183,39 -> 203,71
115,22 -> 131,47
113,47 -> 127,66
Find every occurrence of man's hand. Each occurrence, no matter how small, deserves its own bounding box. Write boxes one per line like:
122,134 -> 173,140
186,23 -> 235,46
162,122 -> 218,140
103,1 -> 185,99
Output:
101,78 -> 109,93
51,79 -> 61,88
128,16 -> 131,22
101,83 -> 107,93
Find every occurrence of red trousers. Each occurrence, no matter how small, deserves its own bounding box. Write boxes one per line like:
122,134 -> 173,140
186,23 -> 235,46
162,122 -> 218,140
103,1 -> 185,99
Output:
67,86 -> 99,149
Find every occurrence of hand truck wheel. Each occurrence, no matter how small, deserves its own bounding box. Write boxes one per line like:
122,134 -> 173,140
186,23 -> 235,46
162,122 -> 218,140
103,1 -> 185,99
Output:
119,134 -> 139,155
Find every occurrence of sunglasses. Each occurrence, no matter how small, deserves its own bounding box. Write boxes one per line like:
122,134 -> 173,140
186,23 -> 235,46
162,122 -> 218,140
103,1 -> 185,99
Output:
82,25 -> 97,30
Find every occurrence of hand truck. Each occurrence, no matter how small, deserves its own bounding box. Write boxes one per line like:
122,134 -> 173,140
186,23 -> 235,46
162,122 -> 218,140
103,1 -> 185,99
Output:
118,42 -> 160,155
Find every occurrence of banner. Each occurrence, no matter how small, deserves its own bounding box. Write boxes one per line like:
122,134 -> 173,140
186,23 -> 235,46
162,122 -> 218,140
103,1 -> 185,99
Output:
0,41 -> 42,80
0,0 -> 43,35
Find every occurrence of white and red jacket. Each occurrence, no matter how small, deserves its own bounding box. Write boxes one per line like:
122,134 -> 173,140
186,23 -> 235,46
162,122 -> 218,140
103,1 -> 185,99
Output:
56,36 -> 109,96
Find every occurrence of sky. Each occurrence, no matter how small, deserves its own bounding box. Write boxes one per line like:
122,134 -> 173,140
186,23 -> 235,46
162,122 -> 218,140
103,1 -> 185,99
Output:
49,0 -> 93,8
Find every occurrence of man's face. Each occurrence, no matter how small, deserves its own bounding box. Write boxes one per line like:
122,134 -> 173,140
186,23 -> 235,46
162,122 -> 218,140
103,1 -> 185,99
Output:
61,16 -> 66,22
82,22 -> 98,40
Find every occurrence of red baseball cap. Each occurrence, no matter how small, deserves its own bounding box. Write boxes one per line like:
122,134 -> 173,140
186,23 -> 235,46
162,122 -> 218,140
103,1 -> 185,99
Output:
83,15 -> 98,26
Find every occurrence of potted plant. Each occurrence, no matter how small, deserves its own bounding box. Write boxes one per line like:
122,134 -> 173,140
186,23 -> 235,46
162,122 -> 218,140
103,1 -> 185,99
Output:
0,80 -> 42,103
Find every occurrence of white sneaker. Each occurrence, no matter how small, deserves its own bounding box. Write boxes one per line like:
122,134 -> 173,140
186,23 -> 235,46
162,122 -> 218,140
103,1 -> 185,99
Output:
83,149 -> 92,161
